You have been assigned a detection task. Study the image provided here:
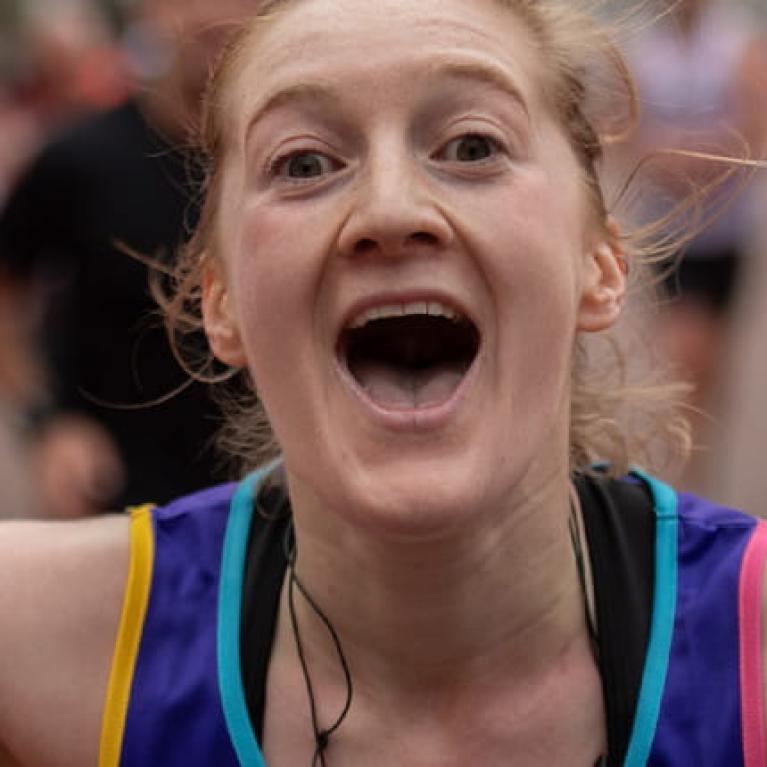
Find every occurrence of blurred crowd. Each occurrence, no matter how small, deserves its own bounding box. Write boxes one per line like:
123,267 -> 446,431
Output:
0,0 -> 256,518
613,0 -> 767,510
0,0 -> 766,519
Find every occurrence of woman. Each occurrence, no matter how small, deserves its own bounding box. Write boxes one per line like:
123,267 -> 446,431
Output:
0,0 -> 765,765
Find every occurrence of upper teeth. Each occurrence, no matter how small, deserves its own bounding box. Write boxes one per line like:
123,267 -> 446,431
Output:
348,301 -> 461,329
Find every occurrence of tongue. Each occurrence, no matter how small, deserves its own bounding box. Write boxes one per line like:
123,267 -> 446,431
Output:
352,360 -> 465,409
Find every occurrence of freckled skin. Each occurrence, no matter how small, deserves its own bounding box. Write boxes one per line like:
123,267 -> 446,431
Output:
203,2 -> 624,761
0,1 -> 628,765
210,0 -> 618,537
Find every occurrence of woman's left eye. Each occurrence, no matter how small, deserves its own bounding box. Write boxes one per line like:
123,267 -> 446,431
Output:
440,134 -> 500,163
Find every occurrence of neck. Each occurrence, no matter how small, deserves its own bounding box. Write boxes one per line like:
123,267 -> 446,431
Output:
279,467 -> 590,705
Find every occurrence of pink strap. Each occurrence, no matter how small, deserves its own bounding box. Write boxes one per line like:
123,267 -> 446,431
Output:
740,520 -> 767,767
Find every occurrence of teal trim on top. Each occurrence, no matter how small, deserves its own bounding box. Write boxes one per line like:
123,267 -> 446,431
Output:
622,470 -> 679,767
218,463 -> 280,767
217,461 -> 676,766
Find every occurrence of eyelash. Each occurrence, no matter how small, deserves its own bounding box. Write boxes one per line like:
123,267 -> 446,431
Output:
435,132 -> 506,164
268,149 -> 342,184
266,131 -> 508,185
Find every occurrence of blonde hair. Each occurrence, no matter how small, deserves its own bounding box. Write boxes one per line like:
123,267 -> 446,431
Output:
157,0 -> 707,477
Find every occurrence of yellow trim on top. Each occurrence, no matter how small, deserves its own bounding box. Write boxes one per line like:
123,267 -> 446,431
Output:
99,505 -> 155,767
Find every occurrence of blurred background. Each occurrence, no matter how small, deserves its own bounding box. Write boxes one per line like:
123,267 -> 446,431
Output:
0,0 -> 256,518
0,0 -> 765,519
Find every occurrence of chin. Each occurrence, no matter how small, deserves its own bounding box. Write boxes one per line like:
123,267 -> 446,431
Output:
327,454 -> 497,542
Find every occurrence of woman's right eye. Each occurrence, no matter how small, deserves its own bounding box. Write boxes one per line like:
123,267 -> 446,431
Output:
272,150 -> 339,182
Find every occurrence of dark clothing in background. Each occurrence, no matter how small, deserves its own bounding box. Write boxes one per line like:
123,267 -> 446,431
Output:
0,99 -> 223,507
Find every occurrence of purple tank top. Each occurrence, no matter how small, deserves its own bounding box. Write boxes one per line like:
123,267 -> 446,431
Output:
101,472 -> 767,766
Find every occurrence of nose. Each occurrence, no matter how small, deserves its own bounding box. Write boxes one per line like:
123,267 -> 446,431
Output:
336,148 -> 453,259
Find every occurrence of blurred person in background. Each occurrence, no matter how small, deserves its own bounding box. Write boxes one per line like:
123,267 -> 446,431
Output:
0,0 -> 260,518
0,0 -> 128,519
12,0 -> 130,132
621,0 -> 767,494
0,86 -> 41,206
0,103 -> 43,520
715,172 -> 767,514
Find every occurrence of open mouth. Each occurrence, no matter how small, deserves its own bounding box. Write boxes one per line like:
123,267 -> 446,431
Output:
338,302 -> 481,410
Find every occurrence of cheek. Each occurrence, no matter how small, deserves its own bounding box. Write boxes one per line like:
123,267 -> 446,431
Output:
230,204 -> 316,339
458,172 -> 585,403
225,201 -> 336,415
467,174 -> 584,318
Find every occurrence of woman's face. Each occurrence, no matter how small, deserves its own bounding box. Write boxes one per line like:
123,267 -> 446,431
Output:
205,0 -> 624,534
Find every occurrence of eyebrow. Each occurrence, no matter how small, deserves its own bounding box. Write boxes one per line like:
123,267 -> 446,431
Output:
425,59 -> 531,118
244,57 -> 530,141
244,82 -> 341,145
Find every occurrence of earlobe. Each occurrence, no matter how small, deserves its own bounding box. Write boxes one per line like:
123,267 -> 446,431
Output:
201,266 -> 247,367
577,223 -> 627,333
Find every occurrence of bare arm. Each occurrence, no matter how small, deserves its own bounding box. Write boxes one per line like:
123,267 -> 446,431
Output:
0,515 -> 129,767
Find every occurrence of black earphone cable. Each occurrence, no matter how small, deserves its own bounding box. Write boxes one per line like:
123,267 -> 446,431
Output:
283,523 -> 354,766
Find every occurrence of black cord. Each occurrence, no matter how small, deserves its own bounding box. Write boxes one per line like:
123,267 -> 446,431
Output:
283,522 -> 354,766
282,508 -> 596,765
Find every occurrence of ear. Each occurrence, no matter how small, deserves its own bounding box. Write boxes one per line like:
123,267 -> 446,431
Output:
576,218 -> 627,333
201,264 -> 247,367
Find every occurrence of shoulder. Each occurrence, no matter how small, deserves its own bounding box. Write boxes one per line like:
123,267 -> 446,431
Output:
147,483 -> 241,579
0,480 -> 240,617
156,480 -> 240,522
0,483 -> 243,763
0,513 -> 131,631
0,514 -> 130,765
582,471 -> 760,564
674,491 -> 758,534
151,482 -> 240,542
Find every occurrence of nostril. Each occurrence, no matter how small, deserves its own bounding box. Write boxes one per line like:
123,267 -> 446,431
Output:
410,231 -> 438,246
349,231 -> 440,258
353,238 -> 378,256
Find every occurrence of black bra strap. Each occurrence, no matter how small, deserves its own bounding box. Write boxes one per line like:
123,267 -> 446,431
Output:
575,472 -> 656,766
241,482 -> 290,743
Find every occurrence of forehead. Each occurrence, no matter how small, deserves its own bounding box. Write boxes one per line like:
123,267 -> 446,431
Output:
141,0 -> 258,29
225,0 -> 545,133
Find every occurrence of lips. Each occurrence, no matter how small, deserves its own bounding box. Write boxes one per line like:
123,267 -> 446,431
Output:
337,298 -> 481,412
